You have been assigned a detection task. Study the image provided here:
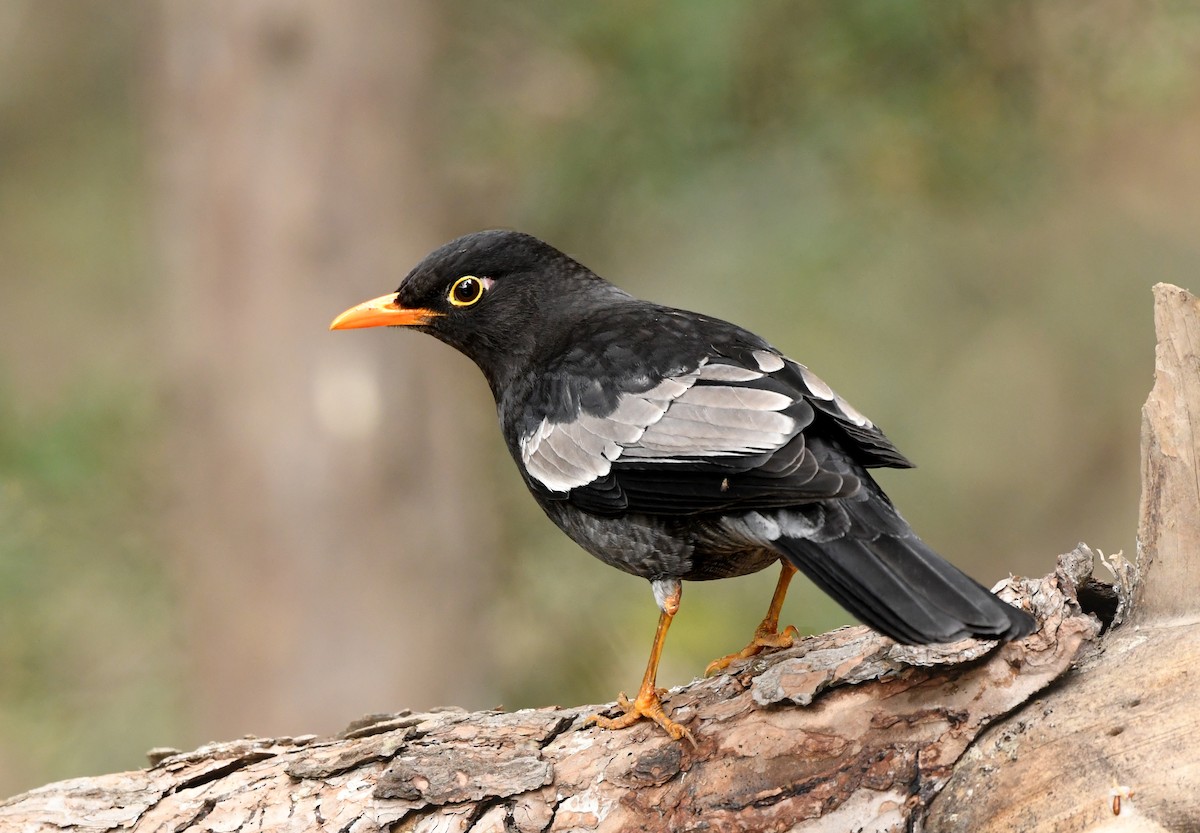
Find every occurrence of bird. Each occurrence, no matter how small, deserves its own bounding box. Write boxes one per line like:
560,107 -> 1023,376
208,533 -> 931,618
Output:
330,229 -> 1036,743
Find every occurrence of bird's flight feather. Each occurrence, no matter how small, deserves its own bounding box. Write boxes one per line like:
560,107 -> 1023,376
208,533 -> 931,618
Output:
520,352 -> 891,515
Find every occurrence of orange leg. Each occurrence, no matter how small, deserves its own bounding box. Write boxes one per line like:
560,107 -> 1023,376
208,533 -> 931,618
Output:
586,581 -> 695,745
706,561 -> 800,676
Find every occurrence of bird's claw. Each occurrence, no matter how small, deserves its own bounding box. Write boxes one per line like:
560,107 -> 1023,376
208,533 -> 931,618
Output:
705,623 -> 799,676
586,689 -> 696,746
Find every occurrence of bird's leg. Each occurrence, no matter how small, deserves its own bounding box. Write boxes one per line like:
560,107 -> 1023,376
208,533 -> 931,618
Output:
586,579 -> 695,745
706,560 -> 801,676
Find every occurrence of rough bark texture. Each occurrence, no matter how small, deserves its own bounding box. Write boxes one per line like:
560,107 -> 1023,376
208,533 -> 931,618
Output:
0,564 -> 1094,833
926,284 -> 1200,833
2,285 -> 1194,831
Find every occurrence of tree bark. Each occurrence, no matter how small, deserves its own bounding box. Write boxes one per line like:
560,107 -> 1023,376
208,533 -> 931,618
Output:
0,562 -> 1096,833
926,284 -> 1200,833
3,285 -> 1194,831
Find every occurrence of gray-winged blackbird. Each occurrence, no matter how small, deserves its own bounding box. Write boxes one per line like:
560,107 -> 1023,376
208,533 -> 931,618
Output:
331,230 -> 1034,742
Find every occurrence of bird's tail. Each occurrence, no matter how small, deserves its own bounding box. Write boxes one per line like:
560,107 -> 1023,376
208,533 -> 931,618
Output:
772,486 -> 1035,645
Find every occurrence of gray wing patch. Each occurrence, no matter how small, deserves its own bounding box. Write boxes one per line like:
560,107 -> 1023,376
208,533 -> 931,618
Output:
696,362 -> 765,382
621,385 -> 794,459
520,418 -> 611,493
752,349 -> 786,372
798,364 -> 834,399
796,362 -> 874,428
520,359 -> 800,492
520,368 -> 700,492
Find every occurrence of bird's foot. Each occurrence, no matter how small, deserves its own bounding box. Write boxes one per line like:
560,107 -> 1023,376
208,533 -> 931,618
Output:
586,689 -> 695,746
705,623 -> 800,676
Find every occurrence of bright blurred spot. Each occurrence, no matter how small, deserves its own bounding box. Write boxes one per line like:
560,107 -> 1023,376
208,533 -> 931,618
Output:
311,351 -> 382,441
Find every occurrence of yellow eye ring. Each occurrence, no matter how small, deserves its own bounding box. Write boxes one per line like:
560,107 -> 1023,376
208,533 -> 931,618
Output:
449,275 -> 486,307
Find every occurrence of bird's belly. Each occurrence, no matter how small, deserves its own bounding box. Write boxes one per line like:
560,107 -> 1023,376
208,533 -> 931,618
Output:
539,502 -> 698,580
538,501 -> 779,582
685,545 -> 780,581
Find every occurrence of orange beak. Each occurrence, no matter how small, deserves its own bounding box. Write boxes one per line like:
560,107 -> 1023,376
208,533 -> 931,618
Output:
329,294 -> 442,330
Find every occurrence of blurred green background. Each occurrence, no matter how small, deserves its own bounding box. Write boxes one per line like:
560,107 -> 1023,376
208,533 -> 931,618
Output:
3,0 -> 1198,798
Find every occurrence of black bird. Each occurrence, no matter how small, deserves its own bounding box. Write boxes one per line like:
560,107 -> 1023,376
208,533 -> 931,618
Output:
330,230 -> 1035,742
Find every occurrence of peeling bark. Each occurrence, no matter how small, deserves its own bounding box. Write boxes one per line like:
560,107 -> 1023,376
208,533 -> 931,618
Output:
0,559 -> 1096,833
2,285 -> 1195,832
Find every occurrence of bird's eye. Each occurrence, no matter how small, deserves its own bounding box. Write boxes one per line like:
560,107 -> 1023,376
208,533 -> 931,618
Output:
449,276 -> 486,307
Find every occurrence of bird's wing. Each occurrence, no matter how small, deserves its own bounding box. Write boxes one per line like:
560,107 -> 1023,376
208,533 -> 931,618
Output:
519,348 -> 909,516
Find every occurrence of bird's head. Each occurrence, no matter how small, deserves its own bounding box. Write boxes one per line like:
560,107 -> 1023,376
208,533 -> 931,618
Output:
331,230 -> 624,393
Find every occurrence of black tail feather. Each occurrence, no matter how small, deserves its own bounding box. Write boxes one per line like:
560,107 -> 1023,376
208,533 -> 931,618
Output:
775,510 -> 1035,645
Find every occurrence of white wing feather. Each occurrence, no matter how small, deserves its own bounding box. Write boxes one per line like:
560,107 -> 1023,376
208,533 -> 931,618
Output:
521,360 -> 799,492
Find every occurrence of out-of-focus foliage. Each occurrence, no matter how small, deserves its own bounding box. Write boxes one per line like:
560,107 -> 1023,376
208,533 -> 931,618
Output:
0,387 -> 177,792
4,0 -> 1200,796
0,0 -> 173,795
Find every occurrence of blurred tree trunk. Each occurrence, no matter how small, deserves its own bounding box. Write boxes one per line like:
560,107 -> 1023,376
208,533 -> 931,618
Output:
150,0 -> 499,741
